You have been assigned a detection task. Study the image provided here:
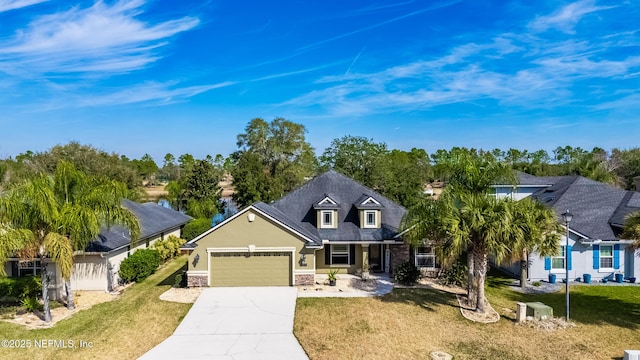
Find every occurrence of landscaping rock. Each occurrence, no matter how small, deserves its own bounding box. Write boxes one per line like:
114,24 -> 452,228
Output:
430,350 -> 453,360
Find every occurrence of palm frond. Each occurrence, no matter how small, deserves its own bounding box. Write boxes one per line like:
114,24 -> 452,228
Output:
43,232 -> 74,280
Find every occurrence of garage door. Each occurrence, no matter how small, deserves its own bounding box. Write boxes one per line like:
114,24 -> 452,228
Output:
210,252 -> 292,286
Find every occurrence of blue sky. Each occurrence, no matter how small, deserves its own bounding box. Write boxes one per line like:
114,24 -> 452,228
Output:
1,0 -> 639,162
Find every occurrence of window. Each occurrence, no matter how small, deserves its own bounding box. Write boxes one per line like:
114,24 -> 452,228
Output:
415,246 -> 436,268
321,210 -> 334,228
551,246 -> 565,269
331,244 -> 349,265
18,260 -> 41,277
364,210 -> 377,227
600,245 -> 613,269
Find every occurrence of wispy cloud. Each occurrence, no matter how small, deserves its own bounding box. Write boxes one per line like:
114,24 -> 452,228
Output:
0,0 -> 47,13
528,0 -> 616,34
0,0 -> 199,75
69,81 -> 235,108
280,3 -> 640,118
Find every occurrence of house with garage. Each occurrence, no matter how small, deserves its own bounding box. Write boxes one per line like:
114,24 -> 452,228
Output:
182,170 -> 415,287
3,199 -> 192,299
495,173 -> 640,283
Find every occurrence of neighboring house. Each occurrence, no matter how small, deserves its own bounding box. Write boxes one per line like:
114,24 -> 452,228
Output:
182,170 -> 419,287
495,172 -> 640,282
2,200 -> 192,299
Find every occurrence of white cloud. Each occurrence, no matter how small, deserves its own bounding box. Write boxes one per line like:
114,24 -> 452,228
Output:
71,81 -> 236,107
528,0 -> 616,34
0,0 -> 47,13
277,1 -> 640,119
0,0 -> 199,75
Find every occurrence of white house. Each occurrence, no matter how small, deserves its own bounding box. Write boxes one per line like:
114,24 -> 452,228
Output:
3,200 -> 192,299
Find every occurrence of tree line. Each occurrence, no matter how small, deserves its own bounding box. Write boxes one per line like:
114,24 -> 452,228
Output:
2,119 -> 640,213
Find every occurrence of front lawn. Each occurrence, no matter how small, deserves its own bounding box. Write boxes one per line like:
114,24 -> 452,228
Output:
0,256 -> 192,360
294,276 -> 640,360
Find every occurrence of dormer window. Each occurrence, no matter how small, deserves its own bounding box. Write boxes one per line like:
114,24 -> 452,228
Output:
314,194 -> 339,229
321,210 -> 334,228
355,194 -> 383,229
364,210 -> 378,228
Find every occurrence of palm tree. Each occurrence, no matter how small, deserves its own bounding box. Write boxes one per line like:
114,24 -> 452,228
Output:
508,198 -> 561,288
622,212 -> 640,246
0,161 -> 139,322
403,191 -> 515,313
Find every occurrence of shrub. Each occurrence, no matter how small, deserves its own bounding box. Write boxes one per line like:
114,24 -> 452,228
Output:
0,275 -> 42,302
394,261 -> 422,285
182,218 -> 212,241
153,235 -> 186,262
118,249 -> 161,283
21,297 -> 42,312
439,262 -> 468,287
173,272 -> 186,288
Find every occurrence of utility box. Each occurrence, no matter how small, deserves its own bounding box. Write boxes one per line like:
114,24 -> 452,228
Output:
624,350 -> 640,360
525,302 -> 553,320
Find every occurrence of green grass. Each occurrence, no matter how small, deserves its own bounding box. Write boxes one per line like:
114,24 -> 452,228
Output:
295,274 -> 640,360
0,256 -> 192,360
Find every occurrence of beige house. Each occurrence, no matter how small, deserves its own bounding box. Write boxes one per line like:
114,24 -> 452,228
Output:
3,200 -> 191,299
183,170 -> 419,287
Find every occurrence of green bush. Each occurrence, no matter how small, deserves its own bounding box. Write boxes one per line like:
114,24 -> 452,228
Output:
21,297 -> 42,312
439,262 -> 468,287
173,272 -> 186,288
118,249 -> 161,283
394,261 -> 422,285
182,218 -> 212,241
153,235 -> 186,262
0,275 -> 42,302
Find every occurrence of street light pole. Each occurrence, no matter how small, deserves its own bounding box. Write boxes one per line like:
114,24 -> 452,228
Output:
562,210 -> 573,322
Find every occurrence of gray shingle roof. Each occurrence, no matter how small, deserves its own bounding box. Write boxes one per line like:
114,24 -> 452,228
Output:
516,171 -> 564,186
527,174 -> 638,240
262,170 -> 406,243
85,200 -> 192,253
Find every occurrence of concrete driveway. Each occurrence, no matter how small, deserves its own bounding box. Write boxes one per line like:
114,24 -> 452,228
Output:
139,287 -> 308,360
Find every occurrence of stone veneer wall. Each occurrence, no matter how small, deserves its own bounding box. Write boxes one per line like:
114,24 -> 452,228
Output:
390,244 -> 410,274
187,274 -> 208,287
295,274 -> 315,286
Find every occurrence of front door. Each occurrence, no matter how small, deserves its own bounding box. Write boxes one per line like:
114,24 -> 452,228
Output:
368,244 -> 383,272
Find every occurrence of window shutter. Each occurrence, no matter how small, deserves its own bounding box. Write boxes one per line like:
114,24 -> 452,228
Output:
325,245 -> 331,265
614,244 -> 620,269
349,244 -> 356,265
567,245 -> 572,271
544,257 -> 551,270
593,245 -> 600,270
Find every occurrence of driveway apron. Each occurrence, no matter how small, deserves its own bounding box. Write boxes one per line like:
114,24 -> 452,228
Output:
139,287 -> 308,360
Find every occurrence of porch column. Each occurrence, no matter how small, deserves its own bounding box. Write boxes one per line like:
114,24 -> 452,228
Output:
361,244 -> 369,278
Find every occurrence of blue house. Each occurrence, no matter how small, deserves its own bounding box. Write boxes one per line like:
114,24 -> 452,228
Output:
496,173 -> 640,283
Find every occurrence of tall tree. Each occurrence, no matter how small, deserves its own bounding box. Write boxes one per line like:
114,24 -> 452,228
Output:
377,148 -> 432,208
132,154 -> 159,183
182,160 -> 223,218
0,161 -> 140,321
320,136 -> 389,188
9,142 -> 141,191
232,118 -> 317,207
612,148 -> 640,190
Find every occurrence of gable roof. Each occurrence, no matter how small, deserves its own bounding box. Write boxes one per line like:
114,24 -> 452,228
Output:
85,199 -> 192,253
265,170 -> 406,242
523,174 -> 639,240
